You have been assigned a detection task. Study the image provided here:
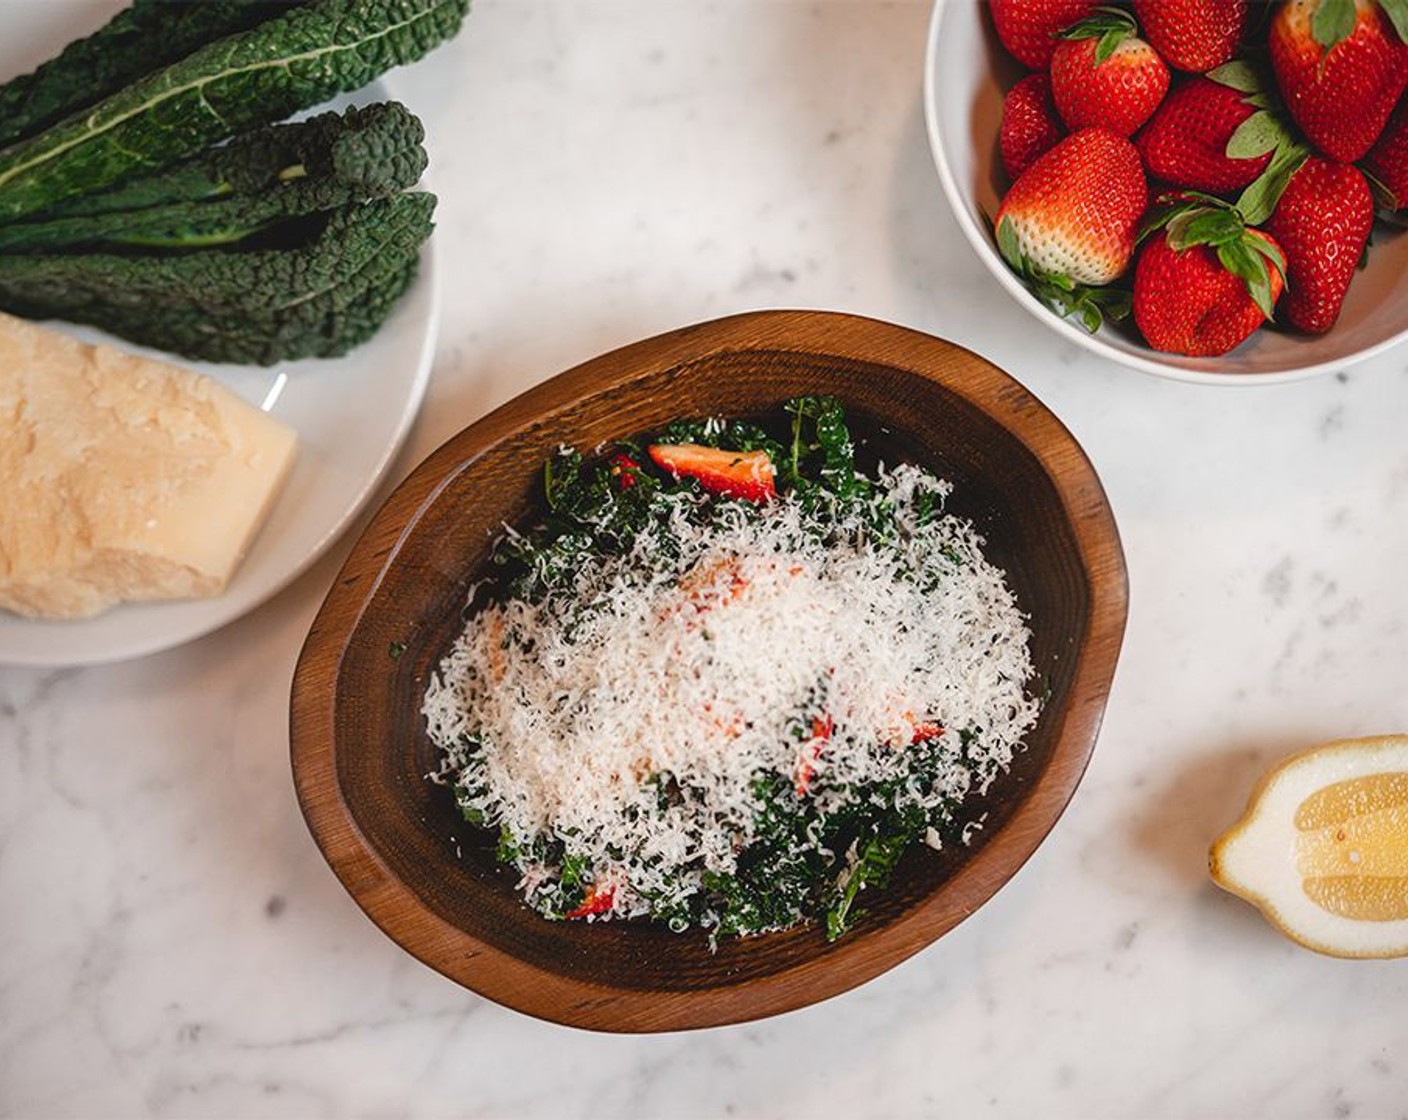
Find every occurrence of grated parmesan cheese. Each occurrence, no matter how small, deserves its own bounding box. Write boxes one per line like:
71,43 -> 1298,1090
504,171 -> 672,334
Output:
424,461 -> 1039,929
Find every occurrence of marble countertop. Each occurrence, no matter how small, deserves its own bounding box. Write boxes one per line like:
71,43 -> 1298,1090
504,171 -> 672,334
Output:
4,2 -> 1408,1117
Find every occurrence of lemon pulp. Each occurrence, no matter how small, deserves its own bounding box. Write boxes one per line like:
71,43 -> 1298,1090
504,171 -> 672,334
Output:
1293,772 -> 1408,921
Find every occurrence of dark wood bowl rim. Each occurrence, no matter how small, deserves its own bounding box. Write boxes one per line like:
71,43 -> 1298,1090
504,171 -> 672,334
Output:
290,309 -> 1128,1032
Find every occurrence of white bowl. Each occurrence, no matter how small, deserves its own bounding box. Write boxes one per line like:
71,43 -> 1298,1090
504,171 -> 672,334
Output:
923,0 -> 1408,384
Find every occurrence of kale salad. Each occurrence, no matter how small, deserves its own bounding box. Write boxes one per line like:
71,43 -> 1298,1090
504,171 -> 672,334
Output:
423,398 -> 1040,942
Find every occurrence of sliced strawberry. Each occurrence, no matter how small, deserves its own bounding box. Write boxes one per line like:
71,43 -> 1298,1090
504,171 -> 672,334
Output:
647,443 -> 777,502
795,714 -> 833,797
564,884 -> 616,920
911,721 -> 945,743
679,555 -> 749,610
608,451 -> 641,489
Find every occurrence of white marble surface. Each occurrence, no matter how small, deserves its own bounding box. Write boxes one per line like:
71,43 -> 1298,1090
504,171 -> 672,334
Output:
4,2 -> 1408,1117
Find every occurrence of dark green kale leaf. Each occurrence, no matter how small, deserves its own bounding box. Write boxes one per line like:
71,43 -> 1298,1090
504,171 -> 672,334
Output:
784,395 -> 868,499
0,102 -> 427,252
825,827 -> 915,941
0,0 -> 469,223
39,100 -> 428,217
497,446 -> 669,601
0,0 -> 306,151
0,191 -> 434,364
541,448 -> 587,516
820,731 -> 969,939
698,771 -> 824,936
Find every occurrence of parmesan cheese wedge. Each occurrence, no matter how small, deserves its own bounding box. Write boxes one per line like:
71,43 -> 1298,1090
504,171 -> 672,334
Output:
0,313 -> 298,619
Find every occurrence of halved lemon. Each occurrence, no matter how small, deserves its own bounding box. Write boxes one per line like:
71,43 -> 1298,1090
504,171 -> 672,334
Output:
1209,735 -> 1408,959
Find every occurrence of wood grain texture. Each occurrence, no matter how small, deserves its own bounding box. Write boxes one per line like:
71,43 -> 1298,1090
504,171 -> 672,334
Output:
289,310 -> 1128,1032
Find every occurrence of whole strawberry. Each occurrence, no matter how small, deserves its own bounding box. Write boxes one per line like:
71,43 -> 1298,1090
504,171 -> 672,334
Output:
1138,74 -> 1283,192
1364,94 -> 1408,208
1001,74 -> 1066,181
1264,156 -> 1375,333
995,127 -> 1147,327
1134,197 -> 1286,356
991,0 -> 1101,70
1269,0 -> 1408,163
1051,8 -> 1171,136
1133,0 -> 1248,72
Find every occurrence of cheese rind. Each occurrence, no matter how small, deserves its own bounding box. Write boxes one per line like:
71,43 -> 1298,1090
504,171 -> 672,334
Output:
0,313 -> 298,619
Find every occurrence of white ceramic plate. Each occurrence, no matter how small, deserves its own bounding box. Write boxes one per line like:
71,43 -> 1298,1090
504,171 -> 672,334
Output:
0,248 -> 439,667
0,8 -> 440,666
923,0 -> 1408,384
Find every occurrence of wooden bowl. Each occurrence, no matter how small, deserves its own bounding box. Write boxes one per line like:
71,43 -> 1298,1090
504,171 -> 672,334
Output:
290,310 -> 1127,1032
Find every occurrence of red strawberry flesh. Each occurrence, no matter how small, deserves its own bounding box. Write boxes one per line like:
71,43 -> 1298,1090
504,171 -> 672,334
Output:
1001,73 -> 1065,182
609,451 -> 641,489
1269,0 -> 1408,163
1136,76 -> 1272,193
1264,156 -> 1374,334
995,127 -> 1148,285
794,714 -> 833,797
647,443 -> 777,502
1050,21 -> 1170,137
1133,229 -> 1285,356
991,0 -> 1101,69
1133,0 -> 1247,73
565,885 -> 616,920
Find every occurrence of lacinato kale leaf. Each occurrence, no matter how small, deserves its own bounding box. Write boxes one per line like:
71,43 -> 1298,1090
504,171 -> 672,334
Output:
0,0 -> 306,151
0,192 -> 434,364
29,101 -> 427,216
0,0 -> 469,223
825,828 -> 914,941
0,102 -> 428,251
51,255 -> 422,365
499,447 -> 669,601
785,395 -> 869,499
